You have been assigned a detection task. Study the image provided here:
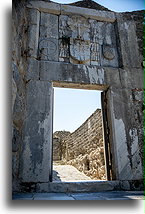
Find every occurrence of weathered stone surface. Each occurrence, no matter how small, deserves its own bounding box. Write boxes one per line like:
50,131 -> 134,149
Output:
40,12 -> 58,39
59,38 -> 70,62
116,14 -> 141,68
89,20 -> 118,67
26,58 -> 39,80
59,15 -> 90,40
26,9 -> 40,58
59,15 -> 118,66
20,81 -> 53,182
39,61 -> 106,85
109,88 -> 143,180
48,181 -> 120,193
27,25 -> 39,58
33,193 -> 75,200
12,191 -> 144,200
27,1 -> 61,15
12,77 -> 17,112
53,131 -> 70,161
53,138 -> 62,161
70,39 -> 90,65
36,183 -> 49,193
61,5 -> 116,22
38,38 -> 59,61
27,8 -> 40,25
118,68 -> 143,89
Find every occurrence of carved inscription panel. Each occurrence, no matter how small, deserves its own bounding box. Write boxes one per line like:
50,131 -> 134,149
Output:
29,10 -> 119,66
39,38 -> 58,61
38,12 -> 58,61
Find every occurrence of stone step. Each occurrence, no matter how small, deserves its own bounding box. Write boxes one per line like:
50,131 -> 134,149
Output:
48,181 -> 120,193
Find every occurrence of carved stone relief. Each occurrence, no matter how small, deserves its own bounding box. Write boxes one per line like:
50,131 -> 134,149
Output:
38,38 -> 58,61
90,20 -> 118,67
89,20 -> 104,44
70,39 -> 90,65
90,43 -> 100,66
59,38 -> 70,62
102,44 -> 115,60
59,15 -> 90,40
38,12 -> 59,61
36,12 -> 118,66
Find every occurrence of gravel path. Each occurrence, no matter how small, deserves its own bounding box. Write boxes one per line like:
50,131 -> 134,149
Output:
53,165 -> 92,182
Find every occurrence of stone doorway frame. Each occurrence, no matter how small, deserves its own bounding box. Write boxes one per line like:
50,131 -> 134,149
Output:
50,81 -> 114,182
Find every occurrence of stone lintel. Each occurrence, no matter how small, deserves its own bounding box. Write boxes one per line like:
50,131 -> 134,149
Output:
27,1 -> 61,15
27,1 -> 116,22
61,4 -> 116,22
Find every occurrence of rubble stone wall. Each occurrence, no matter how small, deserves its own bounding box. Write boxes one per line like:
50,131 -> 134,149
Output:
53,109 -> 106,180
12,0 -> 28,191
53,131 -> 70,161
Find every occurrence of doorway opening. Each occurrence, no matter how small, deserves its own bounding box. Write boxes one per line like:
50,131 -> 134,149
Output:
51,83 -> 111,182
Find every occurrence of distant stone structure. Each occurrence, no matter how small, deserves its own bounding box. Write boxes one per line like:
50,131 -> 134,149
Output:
53,109 -> 106,180
53,131 -> 70,161
12,0 -> 144,193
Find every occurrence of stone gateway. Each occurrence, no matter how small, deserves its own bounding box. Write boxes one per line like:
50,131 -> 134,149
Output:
12,0 -> 144,193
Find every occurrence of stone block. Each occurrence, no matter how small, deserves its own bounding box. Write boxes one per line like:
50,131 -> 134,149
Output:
104,67 -> 121,87
61,5 -> 116,22
120,181 -> 130,190
59,38 -> 70,62
40,13 -> 58,39
27,8 -> 40,25
38,38 -> 59,61
20,81 -> 53,182
33,193 -> 75,200
49,181 -> 120,193
131,152 -> 143,180
27,9 -> 40,58
118,68 -> 143,89
70,38 -> 90,65
12,127 -> 21,152
26,58 -> 39,80
12,193 -> 33,200
12,153 -> 19,177
59,15 -> 90,40
90,43 -> 101,66
116,14 -> 141,68
27,24 -> 39,58
39,61 -> 107,85
88,67 -> 105,84
27,1 -> 61,15
89,21 -> 119,67
36,183 -> 49,192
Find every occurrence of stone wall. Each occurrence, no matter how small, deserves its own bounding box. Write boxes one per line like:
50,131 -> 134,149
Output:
12,0 -> 28,191
120,10 -> 144,67
53,109 -> 106,180
53,131 -> 70,161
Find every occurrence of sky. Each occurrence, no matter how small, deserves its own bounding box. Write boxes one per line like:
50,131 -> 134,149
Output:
53,0 -> 144,133
52,0 -> 144,12
53,88 -> 102,132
